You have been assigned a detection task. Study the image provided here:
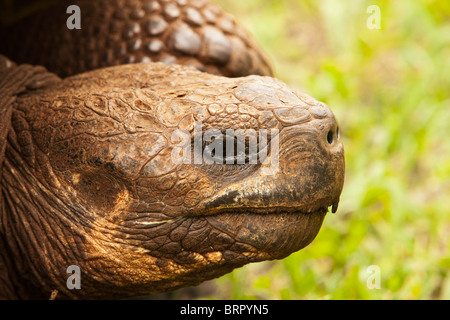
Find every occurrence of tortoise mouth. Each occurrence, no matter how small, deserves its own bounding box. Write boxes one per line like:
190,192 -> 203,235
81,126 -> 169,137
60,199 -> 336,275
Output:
203,205 -> 329,260
196,201 -> 336,216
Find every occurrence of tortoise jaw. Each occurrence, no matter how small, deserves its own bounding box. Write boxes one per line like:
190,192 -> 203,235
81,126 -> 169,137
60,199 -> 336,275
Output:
185,197 -> 336,260
203,206 -> 328,260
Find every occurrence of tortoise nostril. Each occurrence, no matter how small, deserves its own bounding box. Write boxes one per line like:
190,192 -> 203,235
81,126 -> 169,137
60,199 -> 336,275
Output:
336,126 -> 340,139
327,130 -> 334,144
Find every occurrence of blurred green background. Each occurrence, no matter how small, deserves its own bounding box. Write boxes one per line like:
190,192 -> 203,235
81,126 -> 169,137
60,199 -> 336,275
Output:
201,0 -> 450,299
3,0 -> 448,301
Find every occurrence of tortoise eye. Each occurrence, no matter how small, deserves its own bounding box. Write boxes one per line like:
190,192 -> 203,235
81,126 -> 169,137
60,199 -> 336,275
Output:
202,135 -> 250,164
197,130 -> 270,165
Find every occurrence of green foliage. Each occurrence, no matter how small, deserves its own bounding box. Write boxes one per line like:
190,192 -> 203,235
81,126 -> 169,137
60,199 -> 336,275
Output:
213,0 -> 450,299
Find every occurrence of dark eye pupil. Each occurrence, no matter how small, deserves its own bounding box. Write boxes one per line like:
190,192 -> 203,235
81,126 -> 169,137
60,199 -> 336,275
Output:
327,130 -> 334,144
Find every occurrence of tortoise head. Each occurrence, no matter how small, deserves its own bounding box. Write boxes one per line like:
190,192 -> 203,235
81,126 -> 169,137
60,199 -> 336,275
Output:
3,62 -> 344,298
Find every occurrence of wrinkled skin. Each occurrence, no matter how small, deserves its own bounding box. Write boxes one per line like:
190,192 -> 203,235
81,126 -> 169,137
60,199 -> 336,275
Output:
0,0 -> 344,300
0,59 -> 344,299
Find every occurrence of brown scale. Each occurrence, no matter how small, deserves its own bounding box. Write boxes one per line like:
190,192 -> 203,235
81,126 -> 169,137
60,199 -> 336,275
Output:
0,0 -> 273,78
0,0 -> 345,300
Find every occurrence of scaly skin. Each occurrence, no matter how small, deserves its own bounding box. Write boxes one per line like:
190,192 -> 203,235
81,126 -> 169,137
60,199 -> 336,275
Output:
0,0 -> 345,300
0,0 -> 273,77
0,57 -> 344,299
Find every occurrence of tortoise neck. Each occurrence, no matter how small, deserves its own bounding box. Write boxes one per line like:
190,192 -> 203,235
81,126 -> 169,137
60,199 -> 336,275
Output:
0,136 -> 84,299
0,205 -> 17,299
0,191 -> 49,299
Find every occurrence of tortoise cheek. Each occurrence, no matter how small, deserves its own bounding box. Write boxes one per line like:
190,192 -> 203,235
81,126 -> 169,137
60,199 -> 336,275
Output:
69,170 -> 129,219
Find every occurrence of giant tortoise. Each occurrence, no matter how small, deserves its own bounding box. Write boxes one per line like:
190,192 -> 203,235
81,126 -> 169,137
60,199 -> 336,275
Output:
0,0 -> 345,299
